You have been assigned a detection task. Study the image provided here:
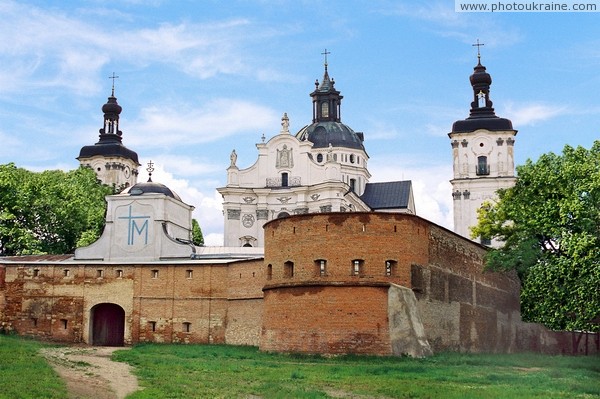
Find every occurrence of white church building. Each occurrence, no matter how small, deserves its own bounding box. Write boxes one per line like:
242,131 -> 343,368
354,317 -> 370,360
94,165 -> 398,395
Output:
217,61 -> 415,247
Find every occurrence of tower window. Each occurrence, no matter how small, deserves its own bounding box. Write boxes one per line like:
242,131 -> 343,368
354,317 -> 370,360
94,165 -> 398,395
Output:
317,153 -> 323,163
151,269 -> 159,279
476,156 -> 490,175
33,269 -> 40,277
96,269 -> 103,278
116,269 -> 123,278
267,264 -> 273,280
61,319 -> 68,329
63,269 -> 70,277
350,154 -> 355,163
186,269 -> 193,279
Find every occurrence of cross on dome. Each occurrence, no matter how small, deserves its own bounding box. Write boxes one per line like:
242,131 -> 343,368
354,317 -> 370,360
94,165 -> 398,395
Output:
108,72 -> 119,96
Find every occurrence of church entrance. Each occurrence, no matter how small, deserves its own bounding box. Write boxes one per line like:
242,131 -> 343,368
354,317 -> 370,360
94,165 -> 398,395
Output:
90,303 -> 125,346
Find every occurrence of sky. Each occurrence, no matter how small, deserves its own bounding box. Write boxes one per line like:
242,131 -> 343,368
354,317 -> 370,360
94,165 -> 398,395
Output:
1,1 -> 598,246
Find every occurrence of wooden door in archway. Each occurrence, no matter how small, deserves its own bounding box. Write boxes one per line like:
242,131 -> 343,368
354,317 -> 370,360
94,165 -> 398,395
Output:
91,303 -> 125,346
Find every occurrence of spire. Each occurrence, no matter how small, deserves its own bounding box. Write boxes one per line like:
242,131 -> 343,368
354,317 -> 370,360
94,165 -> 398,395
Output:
311,49 -> 343,123
468,41 -> 496,118
98,73 -> 123,143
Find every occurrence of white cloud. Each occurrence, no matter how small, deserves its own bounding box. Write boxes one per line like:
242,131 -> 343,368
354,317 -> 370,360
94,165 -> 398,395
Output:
502,102 -> 567,126
127,99 -> 279,148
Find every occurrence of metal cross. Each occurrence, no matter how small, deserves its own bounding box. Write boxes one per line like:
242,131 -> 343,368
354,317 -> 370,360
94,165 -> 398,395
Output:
146,160 -> 154,181
108,72 -> 119,96
321,49 -> 331,66
472,39 -> 484,60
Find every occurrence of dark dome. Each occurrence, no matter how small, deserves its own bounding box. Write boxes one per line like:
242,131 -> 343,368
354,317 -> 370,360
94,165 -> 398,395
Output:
296,121 -> 365,150
78,142 -> 139,164
470,63 -> 492,86
451,116 -> 513,133
102,96 -> 122,115
120,181 -> 181,201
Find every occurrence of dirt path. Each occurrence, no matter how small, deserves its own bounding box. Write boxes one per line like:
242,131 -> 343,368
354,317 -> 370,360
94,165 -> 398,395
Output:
40,346 -> 141,399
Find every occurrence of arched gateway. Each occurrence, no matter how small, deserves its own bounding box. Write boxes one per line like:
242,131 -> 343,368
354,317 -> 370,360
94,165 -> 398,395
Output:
90,303 -> 125,346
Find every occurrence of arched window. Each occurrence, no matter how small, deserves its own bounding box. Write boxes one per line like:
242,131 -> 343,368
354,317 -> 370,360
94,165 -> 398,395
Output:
281,172 -> 289,187
321,102 -> 329,118
315,259 -> 327,276
284,261 -> 294,278
477,156 -> 489,175
267,264 -> 273,280
317,153 -> 323,163
349,178 -> 356,192
277,211 -> 290,219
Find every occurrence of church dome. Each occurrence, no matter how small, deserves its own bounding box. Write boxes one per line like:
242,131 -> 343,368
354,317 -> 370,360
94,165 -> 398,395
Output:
102,95 -> 122,116
120,181 -> 182,201
296,121 -> 365,150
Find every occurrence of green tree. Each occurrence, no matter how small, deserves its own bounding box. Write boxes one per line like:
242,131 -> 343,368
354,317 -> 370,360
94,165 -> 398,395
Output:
471,142 -> 600,332
0,164 -> 113,256
191,218 -> 204,246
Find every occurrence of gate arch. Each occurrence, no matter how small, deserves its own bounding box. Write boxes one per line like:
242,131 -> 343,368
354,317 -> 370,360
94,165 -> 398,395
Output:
90,303 -> 125,346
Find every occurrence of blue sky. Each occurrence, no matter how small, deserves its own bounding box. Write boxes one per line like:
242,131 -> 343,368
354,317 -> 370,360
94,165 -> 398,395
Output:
1,1 -> 598,245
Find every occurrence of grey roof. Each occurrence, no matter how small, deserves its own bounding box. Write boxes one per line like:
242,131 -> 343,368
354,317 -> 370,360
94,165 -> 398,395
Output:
360,181 -> 412,210
295,121 -> 365,150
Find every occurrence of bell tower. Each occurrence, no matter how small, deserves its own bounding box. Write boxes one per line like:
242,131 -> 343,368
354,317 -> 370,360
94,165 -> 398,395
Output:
77,73 -> 140,190
449,44 -> 517,246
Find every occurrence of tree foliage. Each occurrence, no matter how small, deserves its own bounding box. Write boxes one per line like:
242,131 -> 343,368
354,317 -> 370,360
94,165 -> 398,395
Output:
191,218 -> 204,246
471,142 -> 600,331
0,164 -> 113,256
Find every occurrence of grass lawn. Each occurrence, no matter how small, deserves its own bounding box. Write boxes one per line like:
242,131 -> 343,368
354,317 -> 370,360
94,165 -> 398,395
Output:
112,343 -> 600,399
0,335 -> 67,399
1,334 -> 598,399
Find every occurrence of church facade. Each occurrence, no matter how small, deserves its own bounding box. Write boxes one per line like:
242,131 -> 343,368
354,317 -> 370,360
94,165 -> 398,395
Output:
218,62 -> 414,247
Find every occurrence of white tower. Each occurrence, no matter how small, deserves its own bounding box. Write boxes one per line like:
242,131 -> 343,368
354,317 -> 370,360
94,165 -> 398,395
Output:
78,76 -> 140,190
449,50 -> 517,246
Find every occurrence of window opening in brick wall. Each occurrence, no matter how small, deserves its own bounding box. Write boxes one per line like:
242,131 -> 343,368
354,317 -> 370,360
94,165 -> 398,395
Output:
63,269 -> 70,277
385,260 -> 397,276
96,269 -> 103,278
152,269 -> 159,279
352,259 -> 364,276
61,319 -> 68,329
32,318 -> 38,327
267,264 -> 273,280
116,269 -> 123,278
186,269 -> 193,279
33,268 -> 40,277
284,261 -> 294,278
183,322 -> 191,333
149,321 -> 156,332
315,259 -> 327,276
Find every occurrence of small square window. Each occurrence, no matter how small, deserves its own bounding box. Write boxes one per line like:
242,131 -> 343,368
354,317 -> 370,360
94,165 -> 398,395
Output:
61,319 -> 68,329
152,270 -> 159,279
63,269 -> 70,277
183,322 -> 191,333
32,318 -> 38,327
96,269 -> 104,278
116,269 -> 123,278
186,270 -> 193,279
33,269 -> 40,277
385,260 -> 397,277
149,321 -> 156,332
352,260 -> 364,276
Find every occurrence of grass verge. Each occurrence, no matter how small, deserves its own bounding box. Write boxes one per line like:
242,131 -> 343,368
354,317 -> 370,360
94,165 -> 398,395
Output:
111,343 -> 600,399
0,335 -> 68,399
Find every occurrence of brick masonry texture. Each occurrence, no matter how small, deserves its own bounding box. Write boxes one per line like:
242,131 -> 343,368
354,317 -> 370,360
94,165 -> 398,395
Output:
0,213 -> 597,355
